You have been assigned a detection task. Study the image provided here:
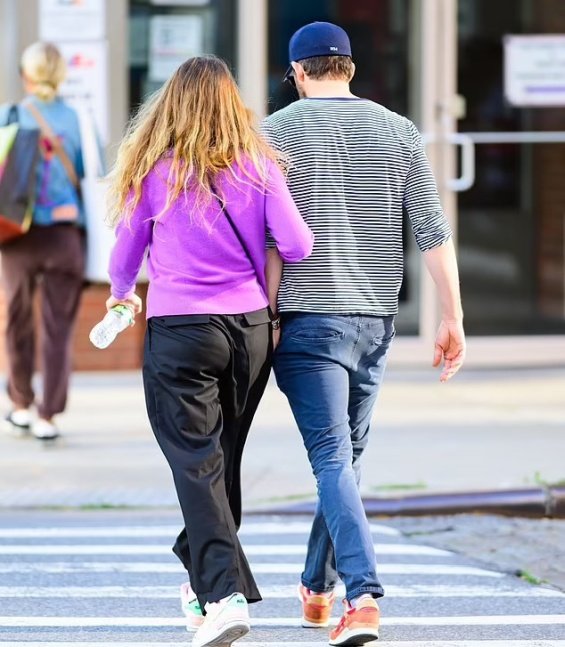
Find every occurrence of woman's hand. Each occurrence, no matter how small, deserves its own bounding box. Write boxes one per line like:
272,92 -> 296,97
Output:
106,293 -> 143,317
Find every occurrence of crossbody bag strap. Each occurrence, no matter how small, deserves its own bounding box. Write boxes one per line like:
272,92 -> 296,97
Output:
211,183 -> 268,302
24,101 -> 79,188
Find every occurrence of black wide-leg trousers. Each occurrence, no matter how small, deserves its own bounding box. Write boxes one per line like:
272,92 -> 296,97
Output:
142,309 -> 272,609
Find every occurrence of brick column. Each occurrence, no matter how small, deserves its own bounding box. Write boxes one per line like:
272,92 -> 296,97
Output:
0,283 -> 148,372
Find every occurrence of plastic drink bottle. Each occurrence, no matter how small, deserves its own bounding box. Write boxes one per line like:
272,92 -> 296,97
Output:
89,305 -> 134,349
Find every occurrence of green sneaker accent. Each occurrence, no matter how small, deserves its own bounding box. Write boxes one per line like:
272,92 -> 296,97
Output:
181,583 -> 205,631
185,597 -> 204,617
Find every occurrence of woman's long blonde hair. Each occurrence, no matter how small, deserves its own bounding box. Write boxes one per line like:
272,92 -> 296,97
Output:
21,42 -> 66,102
109,55 -> 277,226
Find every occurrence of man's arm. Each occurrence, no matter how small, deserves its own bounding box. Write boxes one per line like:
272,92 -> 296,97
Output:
422,238 -> 466,382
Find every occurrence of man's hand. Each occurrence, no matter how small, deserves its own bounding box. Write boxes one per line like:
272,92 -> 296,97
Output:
106,293 -> 143,317
433,319 -> 466,382
272,327 -> 281,350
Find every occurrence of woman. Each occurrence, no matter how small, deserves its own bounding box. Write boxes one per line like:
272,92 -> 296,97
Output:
106,55 -> 313,647
0,42 -> 84,440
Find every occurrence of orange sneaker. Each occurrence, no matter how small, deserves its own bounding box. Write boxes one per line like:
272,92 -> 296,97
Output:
329,597 -> 380,646
298,583 -> 336,628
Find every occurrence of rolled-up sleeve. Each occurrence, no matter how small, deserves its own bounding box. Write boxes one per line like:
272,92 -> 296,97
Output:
265,160 -> 314,263
404,122 -> 452,252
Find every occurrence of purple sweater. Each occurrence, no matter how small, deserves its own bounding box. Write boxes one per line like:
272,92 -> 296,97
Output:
109,158 -> 313,318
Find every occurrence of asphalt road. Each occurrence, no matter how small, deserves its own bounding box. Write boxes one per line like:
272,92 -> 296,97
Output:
0,509 -> 563,645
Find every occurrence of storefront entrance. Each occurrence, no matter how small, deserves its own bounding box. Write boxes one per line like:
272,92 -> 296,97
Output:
457,0 -> 565,336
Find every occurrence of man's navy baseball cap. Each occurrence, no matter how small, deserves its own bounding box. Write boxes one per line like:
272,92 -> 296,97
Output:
283,21 -> 352,82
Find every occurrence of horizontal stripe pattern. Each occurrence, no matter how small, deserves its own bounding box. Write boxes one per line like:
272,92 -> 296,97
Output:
0,521 -> 399,538
1,516 -> 563,645
0,542 -> 449,556
0,615 -> 563,627
0,561 -> 504,576
0,584 -> 561,599
1,644 -> 564,647
0,643 -> 563,647
262,99 -> 452,315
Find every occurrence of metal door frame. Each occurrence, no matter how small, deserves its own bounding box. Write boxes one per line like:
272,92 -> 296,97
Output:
404,0 -> 565,367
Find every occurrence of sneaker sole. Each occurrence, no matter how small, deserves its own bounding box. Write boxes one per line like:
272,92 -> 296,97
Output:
302,618 -> 330,628
329,627 -> 380,646
33,432 -> 61,442
195,620 -> 250,647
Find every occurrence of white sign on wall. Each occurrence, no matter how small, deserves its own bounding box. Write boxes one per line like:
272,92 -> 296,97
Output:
504,35 -> 565,106
149,15 -> 204,82
39,0 -> 106,42
57,42 -> 109,144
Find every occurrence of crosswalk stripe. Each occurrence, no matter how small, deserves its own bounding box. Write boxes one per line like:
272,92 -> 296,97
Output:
0,543 -> 438,556
0,584 -> 561,598
0,615 -> 563,627
0,562 -> 502,576
0,523 -> 400,538
0,643 -> 564,647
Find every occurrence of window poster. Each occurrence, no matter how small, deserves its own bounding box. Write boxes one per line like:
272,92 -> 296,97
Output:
39,0 -> 106,42
149,15 -> 204,82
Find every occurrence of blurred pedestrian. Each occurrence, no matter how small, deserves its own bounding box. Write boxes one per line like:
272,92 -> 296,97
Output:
106,55 -> 313,647
262,21 -> 466,645
0,42 -> 85,441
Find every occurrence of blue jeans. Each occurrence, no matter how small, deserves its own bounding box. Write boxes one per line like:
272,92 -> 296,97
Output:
273,313 -> 395,601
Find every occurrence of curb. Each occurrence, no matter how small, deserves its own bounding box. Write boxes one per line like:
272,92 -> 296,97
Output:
246,487 -> 565,519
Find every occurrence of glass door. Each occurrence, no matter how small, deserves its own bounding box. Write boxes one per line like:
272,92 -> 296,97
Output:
128,0 -> 236,113
456,0 -> 565,335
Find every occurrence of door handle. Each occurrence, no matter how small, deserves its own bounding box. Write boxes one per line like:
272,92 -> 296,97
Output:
422,132 -> 476,192
447,133 -> 475,192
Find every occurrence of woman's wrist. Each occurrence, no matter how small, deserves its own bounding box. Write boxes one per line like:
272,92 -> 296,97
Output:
271,315 -> 281,330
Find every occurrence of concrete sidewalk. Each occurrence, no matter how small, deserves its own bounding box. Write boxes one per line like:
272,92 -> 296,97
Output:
0,365 -> 563,509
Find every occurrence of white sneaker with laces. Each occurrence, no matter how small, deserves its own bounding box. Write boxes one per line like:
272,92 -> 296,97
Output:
192,592 -> 250,647
31,418 -> 60,440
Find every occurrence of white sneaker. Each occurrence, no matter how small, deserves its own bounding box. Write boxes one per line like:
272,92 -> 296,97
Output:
31,419 -> 60,440
192,592 -> 250,647
181,582 -> 204,631
3,409 -> 32,436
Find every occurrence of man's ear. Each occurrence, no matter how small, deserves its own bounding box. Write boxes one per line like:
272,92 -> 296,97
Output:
291,61 -> 306,83
349,62 -> 356,81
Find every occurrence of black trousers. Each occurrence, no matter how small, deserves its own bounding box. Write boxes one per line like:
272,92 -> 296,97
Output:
142,309 -> 272,609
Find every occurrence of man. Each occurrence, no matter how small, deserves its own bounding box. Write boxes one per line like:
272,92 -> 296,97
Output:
262,21 -> 466,646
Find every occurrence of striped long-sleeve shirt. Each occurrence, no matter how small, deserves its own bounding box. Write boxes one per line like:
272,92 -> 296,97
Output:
262,97 -> 452,316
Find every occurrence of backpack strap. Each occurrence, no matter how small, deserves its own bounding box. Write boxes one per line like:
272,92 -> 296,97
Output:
24,101 -> 79,189
6,105 -> 18,125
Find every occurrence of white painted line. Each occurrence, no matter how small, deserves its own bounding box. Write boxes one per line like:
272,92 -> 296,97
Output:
1,643 -> 564,647
0,643 -> 564,647
0,522 -> 400,538
0,615 -> 563,627
0,542 -> 432,556
0,584 -> 561,599
0,639 -> 565,647
0,562 -> 503,577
